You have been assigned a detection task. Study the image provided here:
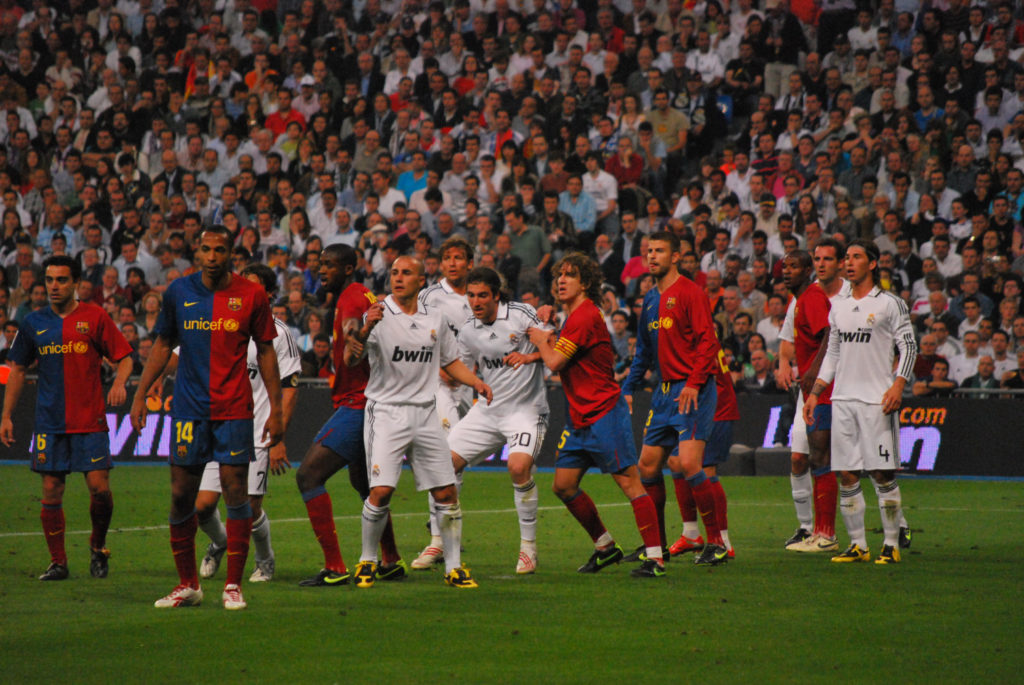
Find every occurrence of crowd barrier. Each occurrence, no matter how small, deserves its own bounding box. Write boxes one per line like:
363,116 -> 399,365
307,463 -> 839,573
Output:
1,381 -> 1020,477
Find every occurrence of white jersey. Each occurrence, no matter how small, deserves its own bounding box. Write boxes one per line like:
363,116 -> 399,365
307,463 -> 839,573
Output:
249,318 -> 302,447
364,294 -> 458,405
457,301 -> 550,415
420,278 -> 474,404
818,286 -> 917,404
779,278 -> 850,344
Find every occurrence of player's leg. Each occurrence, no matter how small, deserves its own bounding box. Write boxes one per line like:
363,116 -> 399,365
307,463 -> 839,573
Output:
83,468 -> 114,577
667,451 -> 704,555
866,408 -> 904,563
704,465 -> 732,556
830,402 -> 870,562
790,419 -> 839,553
355,402 -> 408,588
631,384 -> 677,560
634,444 -> 670,557
869,478 -> 912,549
213,419 -> 256,609
195,461 -> 227,579
610,465 -> 665,576
155,463 -> 206,606
676,437 -> 727,565
348,442 -> 403,573
554,463 -> 624,572
418,388 -> 463,567
499,412 -> 546,573
869,469 -> 903,564
246,449 -> 274,582
296,438 -> 353,583
787,392 -> 814,548
39,471 -> 69,580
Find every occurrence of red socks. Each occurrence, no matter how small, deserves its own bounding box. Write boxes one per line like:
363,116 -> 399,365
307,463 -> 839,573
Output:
89,491 -> 113,551
690,476 -> 722,546
170,514 -> 199,589
710,479 -> 728,533
41,502 -> 67,566
813,470 -> 838,538
642,478 -> 667,547
563,490 -> 608,542
673,475 -> 697,523
225,515 -> 251,587
630,494 -> 663,557
304,492 -> 347,573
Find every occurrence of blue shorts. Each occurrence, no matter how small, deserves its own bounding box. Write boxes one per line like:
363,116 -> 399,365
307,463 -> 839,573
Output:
642,379 -> 717,448
556,397 -> 638,474
807,403 -> 832,434
313,406 -> 366,465
170,418 -> 254,468
31,432 -> 112,473
703,420 -> 735,466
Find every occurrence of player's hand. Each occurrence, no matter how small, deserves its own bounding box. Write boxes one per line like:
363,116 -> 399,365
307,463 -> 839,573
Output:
365,301 -> 384,328
503,351 -> 532,369
262,410 -> 284,447
677,386 -> 698,414
774,365 -> 792,390
803,393 -> 818,427
535,305 -> 554,324
107,382 -> 127,407
527,326 -> 550,347
269,442 -> 290,475
346,332 -> 365,359
130,396 -> 147,432
0,416 -> 14,446
624,394 -> 633,414
881,383 -> 903,414
475,381 -> 493,404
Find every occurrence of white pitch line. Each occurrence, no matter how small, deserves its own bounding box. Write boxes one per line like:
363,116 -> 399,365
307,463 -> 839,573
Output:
0,501 -> 1020,539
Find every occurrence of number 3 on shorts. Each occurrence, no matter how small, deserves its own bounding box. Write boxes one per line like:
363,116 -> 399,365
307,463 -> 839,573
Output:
175,421 -> 194,444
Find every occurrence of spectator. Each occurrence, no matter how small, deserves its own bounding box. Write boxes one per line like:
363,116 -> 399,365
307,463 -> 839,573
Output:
301,332 -> 333,378
960,355 -> 999,398
912,358 -> 957,397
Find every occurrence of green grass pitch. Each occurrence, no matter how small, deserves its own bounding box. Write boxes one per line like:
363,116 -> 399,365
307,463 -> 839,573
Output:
1,465 -> 1022,683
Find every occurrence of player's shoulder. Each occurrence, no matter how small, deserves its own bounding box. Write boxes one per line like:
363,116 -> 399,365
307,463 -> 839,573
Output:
506,300 -> 540,325
419,281 -> 445,304
21,307 -> 51,329
878,288 -> 909,315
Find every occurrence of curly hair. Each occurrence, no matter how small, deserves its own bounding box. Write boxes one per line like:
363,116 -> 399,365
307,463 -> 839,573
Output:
552,251 -> 603,304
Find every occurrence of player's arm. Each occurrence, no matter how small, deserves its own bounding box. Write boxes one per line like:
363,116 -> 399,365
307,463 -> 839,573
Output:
799,326 -> 830,398
679,289 -> 720,413
804,311 -> 841,426
528,326 -> 571,373
0,362 -> 27,446
344,301 -> 383,366
256,339 -> 284,446
776,339 -> 795,390
130,335 -> 175,432
107,355 -> 134,406
622,303 -> 654,413
442,358 -> 493,404
883,300 -> 918,414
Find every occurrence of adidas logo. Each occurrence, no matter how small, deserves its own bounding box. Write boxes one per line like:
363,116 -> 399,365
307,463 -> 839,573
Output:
852,306 -> 860,312
410,323 -> 419,329
489,332 -> 498,339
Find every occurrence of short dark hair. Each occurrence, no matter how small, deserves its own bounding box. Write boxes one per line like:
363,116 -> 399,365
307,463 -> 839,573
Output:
466,266 -> 503,298
42,254 -> 81,281
240,263 -> 278,297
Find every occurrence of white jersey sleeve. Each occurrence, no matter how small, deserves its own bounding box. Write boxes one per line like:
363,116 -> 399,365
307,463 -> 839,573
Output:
779,296 -> 796,343
456,301 -> 550,414
250,319 -> 302,446
818,287 -> 917,404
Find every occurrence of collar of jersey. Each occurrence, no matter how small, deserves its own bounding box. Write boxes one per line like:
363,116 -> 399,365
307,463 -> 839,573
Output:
384,294 -> 423,316
475,301 -> 508,327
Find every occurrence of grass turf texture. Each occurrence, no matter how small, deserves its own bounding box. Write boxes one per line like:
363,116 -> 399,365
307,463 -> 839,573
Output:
1,465 -> 1021,683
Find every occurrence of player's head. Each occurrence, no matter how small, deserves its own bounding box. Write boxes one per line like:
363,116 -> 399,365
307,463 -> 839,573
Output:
42,255 -> 80,308
813,237 -> 846,284
552,251 -> 602,305
320,243 -> 358,293
782,249 -> 813,293
390,255 -> 425,301
439,236 -> 473,287
647,230 -> 680,277
845,238 -> 879,285
240,263 -> 278,298
466,266 -> 503,322
198,225 -> 234,282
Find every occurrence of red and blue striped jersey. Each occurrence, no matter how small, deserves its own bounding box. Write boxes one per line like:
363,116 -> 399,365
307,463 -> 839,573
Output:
330,282 -> 375,409
656,275 -> 721,388
7,302 -> 132,433
154,273 -> 276,421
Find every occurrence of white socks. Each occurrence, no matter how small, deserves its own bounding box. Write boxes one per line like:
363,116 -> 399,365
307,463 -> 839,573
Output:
875,480 -> 903,548
791,471 -> 813,531
839,483 -> 867,549
361,500 -> 390,563
199,507 -> 227,548
513,479 -> 538,544
434,501 -> 463,573
251,510 -> 272,562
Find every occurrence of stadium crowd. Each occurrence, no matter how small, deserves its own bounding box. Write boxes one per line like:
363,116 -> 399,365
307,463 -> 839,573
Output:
0,0 -> 1021,398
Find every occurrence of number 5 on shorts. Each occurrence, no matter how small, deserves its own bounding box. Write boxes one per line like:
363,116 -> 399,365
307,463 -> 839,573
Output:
557,429 -> 569,449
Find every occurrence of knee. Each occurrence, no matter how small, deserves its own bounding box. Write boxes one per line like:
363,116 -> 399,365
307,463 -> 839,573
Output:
295,465 -> 314,493
552,483 -> 576,501
791,453 -> 809,473
432,485 -> 457,505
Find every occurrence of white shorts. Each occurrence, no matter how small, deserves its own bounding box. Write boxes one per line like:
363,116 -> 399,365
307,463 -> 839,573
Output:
830,400 -> 900,473
198,447 -> 270,496
435,385 -> 472,433
447,406 -> 548,467
365,401 -> 456,491
791,393 -> 808,455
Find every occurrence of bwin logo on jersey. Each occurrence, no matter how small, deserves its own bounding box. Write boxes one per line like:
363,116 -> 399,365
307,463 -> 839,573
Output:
482,357 -> 505,370
839,328 -> 872,343
391,346 -> 434,362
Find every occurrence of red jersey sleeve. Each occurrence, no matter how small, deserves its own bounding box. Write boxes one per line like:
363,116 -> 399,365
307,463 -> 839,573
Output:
249,287 -> 277,344
554,306 -> 592,361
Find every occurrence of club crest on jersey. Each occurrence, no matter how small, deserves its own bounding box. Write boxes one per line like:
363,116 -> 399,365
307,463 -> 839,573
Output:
37,452 -> 45,464
224,319 -> 240,332
666,297 -> 677,309
509,334 -> 518,344
430,329 -> 437,341
228,297 -> 242,311
372,463 -> 380,478
866,313 -> 876,326
177,445 -> 188,459
76,321 -> 90,333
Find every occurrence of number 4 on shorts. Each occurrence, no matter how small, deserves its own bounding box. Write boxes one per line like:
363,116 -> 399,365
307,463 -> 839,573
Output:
878,445 -> 890,461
